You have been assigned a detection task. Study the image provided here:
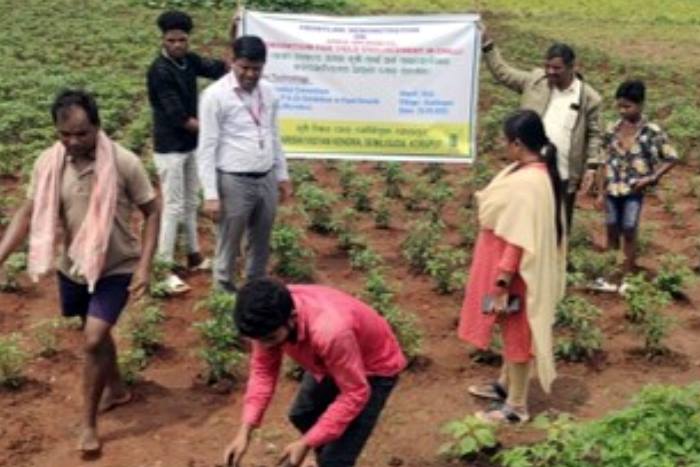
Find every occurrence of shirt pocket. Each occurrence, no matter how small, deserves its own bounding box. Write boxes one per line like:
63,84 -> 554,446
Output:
562,108 -> 579,131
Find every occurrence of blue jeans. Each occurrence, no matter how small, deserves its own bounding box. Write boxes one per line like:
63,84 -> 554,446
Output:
288,372 -> 398,467
606,194 -> 643,233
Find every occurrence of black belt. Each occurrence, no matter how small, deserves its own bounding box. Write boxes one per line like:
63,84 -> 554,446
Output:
228,170 -> 271,179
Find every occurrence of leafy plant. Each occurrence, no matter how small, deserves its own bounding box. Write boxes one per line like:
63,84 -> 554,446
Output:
338,161 -> 356,197
373,196 -> 391,229
622,274 -> 673,357
425,246 -> 467,294
349,246 -> 382,271
457,208 -> 478,248
149,257 -> 175,298
118,347 -> 148,386
331,208 -> 366,252
33,319 -> 60,358
194,290 -> 244,384
498,384 -> 700,466
270,223 -> 315,280
297,183 -> 336,234
554,296 -> 603,362
127,304 -> 165,356
423,162 -> 446,183
654,253 -> 693,297
0,333 -> 28,389
568,247 -> 617,281
439,415 -> 498,460
379,162 -> 405,198
403,176 -> 431,211
288,161 -> 316,185
347,175 -> 374,212
427,181 -> 454,223
0,252 -> 27,292
401,218 -> 443,272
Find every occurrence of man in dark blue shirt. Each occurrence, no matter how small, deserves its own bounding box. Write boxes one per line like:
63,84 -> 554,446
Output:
146,10 -> 227,294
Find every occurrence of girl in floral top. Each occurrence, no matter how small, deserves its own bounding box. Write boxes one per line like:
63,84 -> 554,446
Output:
596,80 -> 678,286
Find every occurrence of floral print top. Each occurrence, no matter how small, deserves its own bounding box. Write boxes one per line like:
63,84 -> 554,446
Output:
603,118 -> 678,196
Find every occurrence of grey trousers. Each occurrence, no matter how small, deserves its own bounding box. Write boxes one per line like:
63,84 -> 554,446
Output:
214,171 -> 278,287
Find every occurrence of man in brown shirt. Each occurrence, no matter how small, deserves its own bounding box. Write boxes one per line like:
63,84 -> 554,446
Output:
0,90 -> 160,453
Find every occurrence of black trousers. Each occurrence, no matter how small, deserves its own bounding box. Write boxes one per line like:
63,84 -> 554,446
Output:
288,372 -> 398,467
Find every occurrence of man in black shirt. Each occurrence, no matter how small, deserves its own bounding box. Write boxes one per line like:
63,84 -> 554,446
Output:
147,10 -> 228,294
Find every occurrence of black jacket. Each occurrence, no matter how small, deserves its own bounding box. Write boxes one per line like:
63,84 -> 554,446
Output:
147,52 -> 227,153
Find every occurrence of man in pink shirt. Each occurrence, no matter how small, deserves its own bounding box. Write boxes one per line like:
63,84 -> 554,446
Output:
224,278 -> 406,467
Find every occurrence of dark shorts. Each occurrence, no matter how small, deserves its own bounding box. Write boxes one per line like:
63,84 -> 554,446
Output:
606,194 -> 643,232
57,272 -> 132,325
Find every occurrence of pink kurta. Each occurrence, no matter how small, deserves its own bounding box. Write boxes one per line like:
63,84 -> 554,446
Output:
241,285 -> 407,448
458,232 -> 532,362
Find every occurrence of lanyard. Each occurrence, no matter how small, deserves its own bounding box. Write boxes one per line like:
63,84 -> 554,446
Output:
235,87 -> 265,150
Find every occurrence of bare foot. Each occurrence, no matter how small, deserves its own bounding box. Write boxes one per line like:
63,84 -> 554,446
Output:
99,389 -> 132,413
78,427 -> 101,453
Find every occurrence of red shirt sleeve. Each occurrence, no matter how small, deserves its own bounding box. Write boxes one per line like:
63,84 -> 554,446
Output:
241,342 -> 283,427
498,240 -> 523,273
303,331 -> 370,448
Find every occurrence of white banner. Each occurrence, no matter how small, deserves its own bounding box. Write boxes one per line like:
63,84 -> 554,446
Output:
242,11 -> 481,163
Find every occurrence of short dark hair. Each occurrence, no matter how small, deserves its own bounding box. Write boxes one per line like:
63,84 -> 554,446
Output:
615,79 -> 646,104
232,35 -> 267,62
51,89 -> 101,126
545,42 -> 576,67
233,278 -> 294,338
157,10 -> 193,34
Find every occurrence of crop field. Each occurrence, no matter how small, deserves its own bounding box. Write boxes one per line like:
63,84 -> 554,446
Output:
1,1 -> 700,466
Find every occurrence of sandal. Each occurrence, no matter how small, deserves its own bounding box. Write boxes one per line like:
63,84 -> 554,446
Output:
164,273 -> 191,295
475,404 -> 529,424
468,382 -> 508,401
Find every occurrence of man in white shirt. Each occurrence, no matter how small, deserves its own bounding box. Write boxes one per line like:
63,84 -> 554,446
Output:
197,35 -> 291,292
481,30 -> 603,227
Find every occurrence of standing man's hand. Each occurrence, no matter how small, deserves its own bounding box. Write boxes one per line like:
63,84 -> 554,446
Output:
128,267 -> 150,301
224,425 -> 253,467
278,439 -> 310,467
580,169 -> 597,195
278,181 -> 293,203
184,117 -> 199,133
204,199 -> 221,222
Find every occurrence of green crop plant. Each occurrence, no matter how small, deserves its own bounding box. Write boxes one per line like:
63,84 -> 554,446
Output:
654,253 -> 694,298
622,274 -> 673,357
427,181 -> 454,223
439,415 -> 498,461
423,162 -> 446,184
554,296 -> 603,362
401,218 -> 443,272
127,304 -> 165,356
373,196 -> 391,229
271,223 -> 315,280
498,384 -> 700,466
349,246 -> 382,271
194,292 -> 244,384
118,347 -> 148,386
380,162 -> 405,198
297,183 -> 337,234
288,161 -> 316,186
568,247 -> 618,282
0,333 -> 28,389
347,175 -> 374,212
0,252 -> 27,292
338,161 -> 356,197
403,176 -> 431,211
425,246 -> 467,294
33,319 -> 61,358
331,208 -> 366,252
148,257 -> 176,299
